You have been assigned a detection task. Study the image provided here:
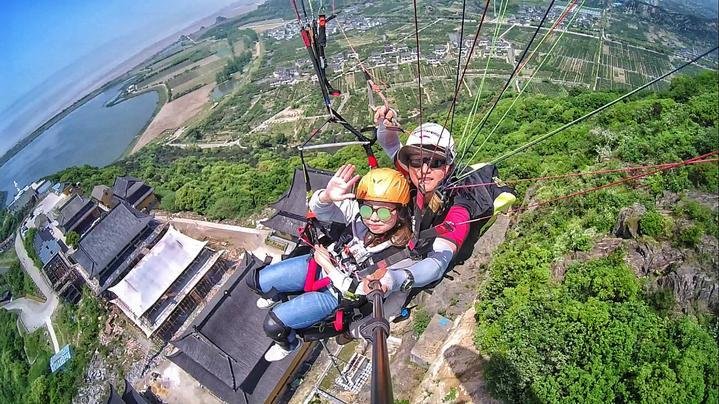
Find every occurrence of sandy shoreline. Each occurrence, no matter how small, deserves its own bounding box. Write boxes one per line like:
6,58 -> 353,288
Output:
131,84 -> 214,153
0,0 -> 261,166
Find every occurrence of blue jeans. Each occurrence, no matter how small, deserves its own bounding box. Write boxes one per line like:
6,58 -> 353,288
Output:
258,254 -> 339,333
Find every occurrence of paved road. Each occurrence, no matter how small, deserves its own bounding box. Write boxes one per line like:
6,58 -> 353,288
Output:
0,233 -> 60,347
14,232 -> 55,299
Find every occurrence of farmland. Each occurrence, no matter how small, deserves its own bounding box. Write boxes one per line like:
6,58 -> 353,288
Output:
116,0 -> 716,155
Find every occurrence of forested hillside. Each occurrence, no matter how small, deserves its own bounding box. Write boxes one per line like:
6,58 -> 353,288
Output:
47,71 -> 718,402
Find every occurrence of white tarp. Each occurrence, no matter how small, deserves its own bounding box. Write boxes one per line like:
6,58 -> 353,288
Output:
110,226 -> 206,318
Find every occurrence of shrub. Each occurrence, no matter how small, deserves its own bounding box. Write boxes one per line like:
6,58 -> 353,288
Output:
476,257 -> 718,404
677,224 -> 703,248
412,308 -> 431,337
65,231 -> 80,249
640,210 -> 667,238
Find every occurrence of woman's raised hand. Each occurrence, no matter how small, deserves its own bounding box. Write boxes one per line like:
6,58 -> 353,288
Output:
319,164 -> 361,203
373,105 -> 399,129
313,244 -> 336,276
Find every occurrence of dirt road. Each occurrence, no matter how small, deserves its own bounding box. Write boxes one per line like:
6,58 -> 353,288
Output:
131,84 -> 214,154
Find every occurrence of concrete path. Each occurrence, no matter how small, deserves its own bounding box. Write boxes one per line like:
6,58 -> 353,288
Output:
47,318 -> 60,352
1,297 -> 57,333
14,232 -> 55,299
155,215 -> 283,260
0,233 -> 60,338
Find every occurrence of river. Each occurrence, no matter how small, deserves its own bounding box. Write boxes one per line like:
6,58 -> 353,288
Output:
0,83 -> 158,205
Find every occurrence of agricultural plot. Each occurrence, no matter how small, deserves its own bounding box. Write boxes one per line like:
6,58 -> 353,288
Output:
533,34 -> 599,86
596,41 -> 672,90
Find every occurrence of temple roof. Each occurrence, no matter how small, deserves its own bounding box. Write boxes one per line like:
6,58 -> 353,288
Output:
261,167 -> 334,237
168,253 -> 300,403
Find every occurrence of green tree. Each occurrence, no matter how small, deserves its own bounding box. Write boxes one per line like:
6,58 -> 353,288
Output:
65,231 -> 80,248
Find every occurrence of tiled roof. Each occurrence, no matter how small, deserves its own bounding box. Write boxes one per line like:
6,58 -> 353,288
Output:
168,253 -> 298,403
71,202 -> 150,278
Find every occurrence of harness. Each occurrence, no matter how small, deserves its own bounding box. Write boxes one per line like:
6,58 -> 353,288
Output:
301,216 -> 410,331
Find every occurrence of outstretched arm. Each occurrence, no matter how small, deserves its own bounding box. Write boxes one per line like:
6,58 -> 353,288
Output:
309,164 -> 361,223
374,106 -> 402,160
389,206 -> 471,289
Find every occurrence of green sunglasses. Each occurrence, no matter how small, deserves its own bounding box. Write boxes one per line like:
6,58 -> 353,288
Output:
359,204 -> 396,222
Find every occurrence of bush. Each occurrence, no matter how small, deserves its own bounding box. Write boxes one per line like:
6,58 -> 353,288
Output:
640,210 -> 667,238
412,308 -> 431,337
677,224 -> 703,248
65,231 -> 80,249
476,257 -> 718,403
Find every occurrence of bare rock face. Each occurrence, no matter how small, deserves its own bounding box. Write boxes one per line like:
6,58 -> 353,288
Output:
657,191 -> 681,210
410,314 -> 453,369
412,308 -> 499,404
419,215 -> 512,318
613,203 -> 646,239
656,263 -> 718,313
625,240 -> 685,277
625,238 -> 717,313
552,238 -> 624,281
686,190 -> 719,211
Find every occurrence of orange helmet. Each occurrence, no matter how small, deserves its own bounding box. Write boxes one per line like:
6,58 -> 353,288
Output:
356,168 -> 411,206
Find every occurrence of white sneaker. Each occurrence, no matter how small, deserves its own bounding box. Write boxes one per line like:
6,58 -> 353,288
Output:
256,297 -> 279,309
264,340 -> 301,362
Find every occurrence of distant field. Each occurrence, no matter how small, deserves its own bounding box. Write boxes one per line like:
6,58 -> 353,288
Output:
182,4 -> 716,144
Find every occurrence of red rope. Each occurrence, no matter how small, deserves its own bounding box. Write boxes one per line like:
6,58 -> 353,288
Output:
447,152 -> 719,190
450,152 -> 718,226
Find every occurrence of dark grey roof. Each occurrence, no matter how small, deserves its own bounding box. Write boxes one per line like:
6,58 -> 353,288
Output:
122,379 -> 148,404
106,384 -> 125,404
71,202 -> 150,278
113,176 -> 153,206
91,185 -> 111,200
168,253 -> 297,404
58,194 -> 96,231
34,228 -> 61,265
261,167 -> 334,236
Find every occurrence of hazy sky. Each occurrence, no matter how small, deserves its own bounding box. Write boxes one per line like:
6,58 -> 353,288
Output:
0,0 -> 245,114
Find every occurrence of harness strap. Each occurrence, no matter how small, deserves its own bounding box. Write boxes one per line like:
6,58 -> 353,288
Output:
304,258 -> 331,292
355,248 -> 413,278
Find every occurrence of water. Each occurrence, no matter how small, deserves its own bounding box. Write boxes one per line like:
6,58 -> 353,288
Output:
0,83 -> 158,205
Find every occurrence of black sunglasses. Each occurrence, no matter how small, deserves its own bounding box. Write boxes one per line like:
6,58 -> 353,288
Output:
408,156 -> 447,169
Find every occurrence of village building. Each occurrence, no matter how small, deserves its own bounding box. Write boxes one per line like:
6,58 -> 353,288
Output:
7,179 -> 50,213
112,176 -> 157,212
33,228 -> 66,266
168,253 -> 313,404
91,185 -> 115,209
108,226 -> 227,338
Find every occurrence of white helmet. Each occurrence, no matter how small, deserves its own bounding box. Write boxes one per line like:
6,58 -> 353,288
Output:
398,123 -> 455,166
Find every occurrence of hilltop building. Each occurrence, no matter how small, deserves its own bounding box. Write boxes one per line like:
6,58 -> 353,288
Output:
112,176 -> 157,211
70,202 -> 157,293
33,228 -> 66,266
168,253 -> 312,403
56,194 -> 101,236
7,180 -> 51,213
90,177 -> 157,212
108,226 -> 227,338
43,254 -> 83,303
261,167 -> 334,245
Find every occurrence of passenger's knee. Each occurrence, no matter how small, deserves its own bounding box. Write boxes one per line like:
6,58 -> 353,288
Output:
245,264 -> 262,293
263,311 -> 291,342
